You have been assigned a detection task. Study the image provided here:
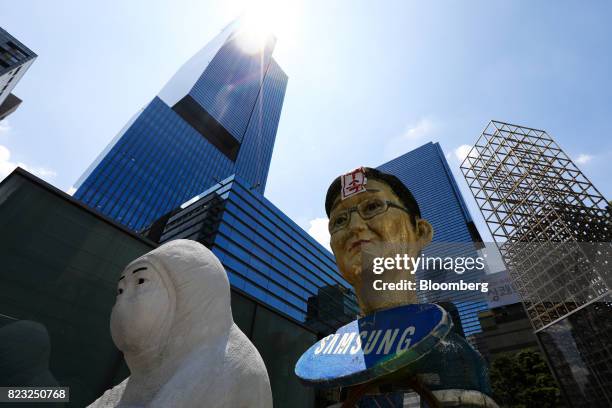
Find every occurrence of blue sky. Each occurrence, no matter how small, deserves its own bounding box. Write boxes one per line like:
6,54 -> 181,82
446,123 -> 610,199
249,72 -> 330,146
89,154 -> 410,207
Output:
1,0 -> 611,249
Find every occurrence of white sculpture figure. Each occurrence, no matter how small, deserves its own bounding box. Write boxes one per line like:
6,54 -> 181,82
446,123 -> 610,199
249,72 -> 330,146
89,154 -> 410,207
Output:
89,239 -> 272,408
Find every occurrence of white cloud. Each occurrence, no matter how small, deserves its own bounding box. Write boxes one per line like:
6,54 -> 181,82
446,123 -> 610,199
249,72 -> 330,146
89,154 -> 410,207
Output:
0,121 -> 57,181
575,153 -> 592,165
384,117 -> 437,159
0,120 -> 10,136
454,144 -> 473,162
307,217 -> 331,251
0,145 -> 15,178
401,117 -> 434,140
66,186 -> 77,196
0,143 -> 57,181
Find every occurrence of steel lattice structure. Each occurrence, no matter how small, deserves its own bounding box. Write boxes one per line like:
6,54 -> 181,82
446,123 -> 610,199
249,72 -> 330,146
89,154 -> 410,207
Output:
460,120 -> 611,331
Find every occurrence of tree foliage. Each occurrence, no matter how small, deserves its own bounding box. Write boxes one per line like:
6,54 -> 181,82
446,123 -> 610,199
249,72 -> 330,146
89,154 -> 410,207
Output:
489,349 -> 561,407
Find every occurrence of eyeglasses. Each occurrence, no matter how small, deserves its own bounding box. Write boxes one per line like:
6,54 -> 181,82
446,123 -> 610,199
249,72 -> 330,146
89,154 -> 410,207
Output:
328,197 -> 412,234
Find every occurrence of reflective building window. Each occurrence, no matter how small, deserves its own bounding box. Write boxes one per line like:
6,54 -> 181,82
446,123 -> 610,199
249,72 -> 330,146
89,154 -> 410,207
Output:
74,22 -> 287,231
144,175 -> 360,335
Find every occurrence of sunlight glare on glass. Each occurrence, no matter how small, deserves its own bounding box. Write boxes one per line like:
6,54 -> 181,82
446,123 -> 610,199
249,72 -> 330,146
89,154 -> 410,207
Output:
232,0 -> 301,55
238,14 -> 271,54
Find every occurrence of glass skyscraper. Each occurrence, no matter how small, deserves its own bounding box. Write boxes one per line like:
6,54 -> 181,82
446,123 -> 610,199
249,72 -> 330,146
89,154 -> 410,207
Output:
144,174 -> 359,333
0,26 -> 36,120
378,142 -> 488,336
74,22 -> 287,231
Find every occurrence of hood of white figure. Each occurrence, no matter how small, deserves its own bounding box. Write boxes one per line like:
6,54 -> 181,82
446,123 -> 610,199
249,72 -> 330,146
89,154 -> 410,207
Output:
111,239 -> 233,359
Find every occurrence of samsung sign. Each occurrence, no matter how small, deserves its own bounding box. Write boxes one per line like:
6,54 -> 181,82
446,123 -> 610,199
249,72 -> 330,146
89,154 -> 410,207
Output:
295,303 -> 451,387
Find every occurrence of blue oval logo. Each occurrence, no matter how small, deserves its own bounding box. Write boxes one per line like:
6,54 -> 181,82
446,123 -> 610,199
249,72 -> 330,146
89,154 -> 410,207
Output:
295,303 -> 451,387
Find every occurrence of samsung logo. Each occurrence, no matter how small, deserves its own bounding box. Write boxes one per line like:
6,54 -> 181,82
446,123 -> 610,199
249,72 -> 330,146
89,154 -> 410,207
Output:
314,327 -> 416,356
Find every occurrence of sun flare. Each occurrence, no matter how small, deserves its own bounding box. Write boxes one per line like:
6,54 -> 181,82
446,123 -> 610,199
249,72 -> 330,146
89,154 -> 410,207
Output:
224,0 -> 301,55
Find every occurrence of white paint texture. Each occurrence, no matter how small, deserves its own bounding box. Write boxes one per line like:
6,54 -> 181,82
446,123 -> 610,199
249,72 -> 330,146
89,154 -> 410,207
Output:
89,239 -> 272,408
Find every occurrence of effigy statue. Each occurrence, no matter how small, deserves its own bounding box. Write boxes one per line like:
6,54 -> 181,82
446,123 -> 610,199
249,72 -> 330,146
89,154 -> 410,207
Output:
89,239 -> 272,408
295,168 -> 498,407
0,320 -> 60,388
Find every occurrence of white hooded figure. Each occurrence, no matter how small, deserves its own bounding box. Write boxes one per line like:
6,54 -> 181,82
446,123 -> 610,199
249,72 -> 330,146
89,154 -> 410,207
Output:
89,239 -> 272,408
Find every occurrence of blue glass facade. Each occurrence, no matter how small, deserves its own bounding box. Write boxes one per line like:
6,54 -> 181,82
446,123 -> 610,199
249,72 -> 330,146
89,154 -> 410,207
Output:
235,59 -> 286,187
74,97 -> 234,230
378,142 -> 488,336
74,23 -> 287,231
145,175 -> 359,332
189,32 -> 276,143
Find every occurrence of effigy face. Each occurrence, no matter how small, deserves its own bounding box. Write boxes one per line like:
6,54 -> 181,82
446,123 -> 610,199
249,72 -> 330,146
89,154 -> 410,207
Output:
111,260 -> 174,353
328,178 -> 432,314
90,240 -> 273,408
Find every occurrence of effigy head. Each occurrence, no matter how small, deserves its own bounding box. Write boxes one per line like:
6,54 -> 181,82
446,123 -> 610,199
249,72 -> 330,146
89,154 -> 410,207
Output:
100,240 -> 273,408
325,167 -> 433,314
110,239 -> 232,358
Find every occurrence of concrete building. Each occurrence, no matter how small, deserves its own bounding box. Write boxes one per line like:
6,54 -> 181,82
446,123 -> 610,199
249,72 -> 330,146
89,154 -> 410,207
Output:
0,27 -> 36,120
475,303 -> 539,363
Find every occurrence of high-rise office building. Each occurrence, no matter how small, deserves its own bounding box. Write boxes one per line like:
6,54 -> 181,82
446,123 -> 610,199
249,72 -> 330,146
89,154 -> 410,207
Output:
460,120 -> 612,407
142,173 -> 359,406
475,303 -> 540,363
144,174 -> 358,332
0,27 -> 36,120
378,142 -> 489,336
74,21 -> 287,230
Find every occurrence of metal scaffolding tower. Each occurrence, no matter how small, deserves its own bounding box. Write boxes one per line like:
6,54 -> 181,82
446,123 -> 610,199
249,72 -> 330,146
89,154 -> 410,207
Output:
459,120 -> 612,407
461,121 -> 612,407
459,120 -> 610,330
